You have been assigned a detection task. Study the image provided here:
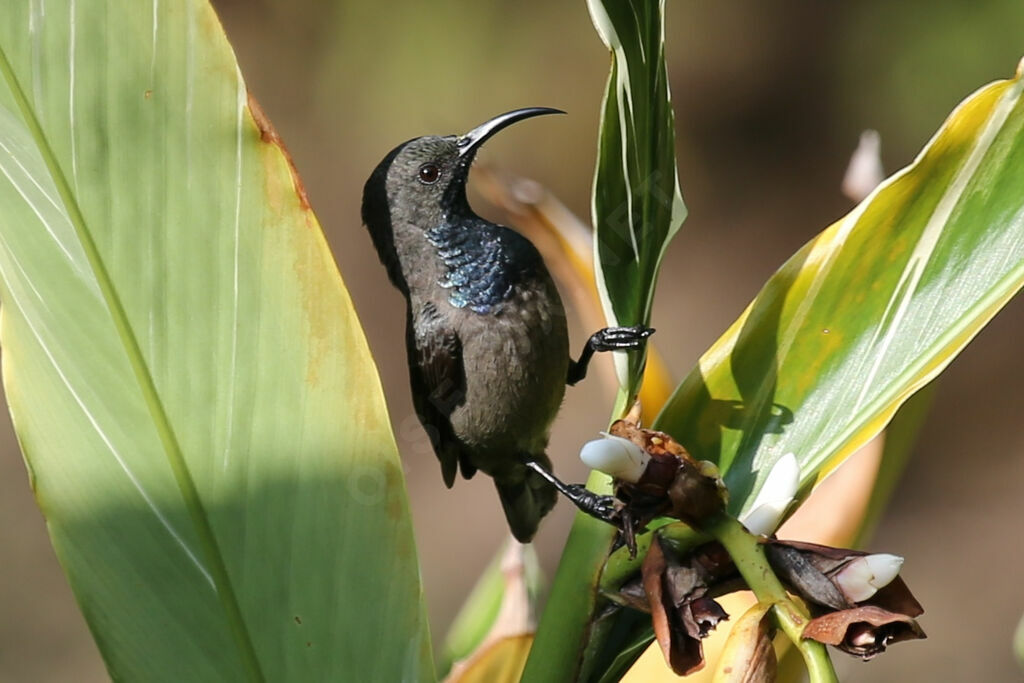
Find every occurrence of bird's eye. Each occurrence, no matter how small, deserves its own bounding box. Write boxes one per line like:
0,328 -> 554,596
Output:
418,163 -> 441,185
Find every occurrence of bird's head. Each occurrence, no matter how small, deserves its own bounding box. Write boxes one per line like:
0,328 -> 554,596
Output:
361,108 -> 563,292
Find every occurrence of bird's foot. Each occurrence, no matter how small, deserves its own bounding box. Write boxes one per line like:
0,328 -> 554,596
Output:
524,459 -> 621,526
563,484 -> 620,524
568,325 -> 656,385
588,325 -> 655,353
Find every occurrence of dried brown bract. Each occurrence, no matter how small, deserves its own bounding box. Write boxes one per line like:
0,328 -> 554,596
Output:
763,540 -> 926,658
803,605 -> 926,659
607,411 -> 726,554
641,537 -> 730,675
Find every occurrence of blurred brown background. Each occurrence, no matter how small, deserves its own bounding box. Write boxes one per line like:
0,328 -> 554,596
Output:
3,1 -> 1024,681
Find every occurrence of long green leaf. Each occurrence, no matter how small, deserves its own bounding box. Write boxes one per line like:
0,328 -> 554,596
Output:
590,0 -> 686,404
524,2 -> 683,680
0,2 -> 431,680
656,60 -> 1024,515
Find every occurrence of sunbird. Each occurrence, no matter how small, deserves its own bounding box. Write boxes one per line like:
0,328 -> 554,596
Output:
361,108 -> 651,541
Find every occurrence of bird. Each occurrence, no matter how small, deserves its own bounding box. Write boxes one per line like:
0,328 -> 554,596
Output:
361,108 -> 653,542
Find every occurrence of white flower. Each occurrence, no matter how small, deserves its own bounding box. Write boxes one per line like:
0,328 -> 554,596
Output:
841,129 -> 884,202
739,453 -> 799,536
835,554 -> 904,602
579,434 -> 650,483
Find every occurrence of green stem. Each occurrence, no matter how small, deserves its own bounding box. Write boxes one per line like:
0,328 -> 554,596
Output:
707,514 -> 838,683
0,40 -> 265,683
521,470 -> 617,682
599,520 -> 707,594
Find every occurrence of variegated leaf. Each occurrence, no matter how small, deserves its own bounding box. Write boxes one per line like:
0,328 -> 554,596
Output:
588,0 -> 687,403
656,61 -> 1024,514
0,2 -> 431,680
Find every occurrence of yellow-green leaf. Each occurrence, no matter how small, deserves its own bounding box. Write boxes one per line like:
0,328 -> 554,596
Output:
0,2 -> 431,680
656,61 -> 1024,515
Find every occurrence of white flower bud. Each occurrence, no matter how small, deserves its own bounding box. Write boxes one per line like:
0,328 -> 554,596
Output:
841,129 -> 884,202
835,553 -> 904,602
579,434 -> 650,483
739,452 -> 799,536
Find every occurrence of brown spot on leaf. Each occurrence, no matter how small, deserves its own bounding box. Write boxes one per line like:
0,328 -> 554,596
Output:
144,90 -> 152,99
294,615 -> 302,625
246,91 -> 312,211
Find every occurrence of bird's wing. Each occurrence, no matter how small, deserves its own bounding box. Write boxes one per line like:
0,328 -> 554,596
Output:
406,303 -> 468,487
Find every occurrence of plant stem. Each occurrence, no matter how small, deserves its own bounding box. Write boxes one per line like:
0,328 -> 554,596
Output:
598,520 -> 707,594
520,471 -> 617,682
706,513 -> 838,683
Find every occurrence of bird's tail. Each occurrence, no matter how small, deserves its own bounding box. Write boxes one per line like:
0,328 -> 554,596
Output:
494,455 -> 558,543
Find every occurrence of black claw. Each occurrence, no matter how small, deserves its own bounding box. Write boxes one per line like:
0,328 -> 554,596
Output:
567,324 -> 656,386
589,325 -> 655,353
564,484 -> 619,523
525,460 -> 620,526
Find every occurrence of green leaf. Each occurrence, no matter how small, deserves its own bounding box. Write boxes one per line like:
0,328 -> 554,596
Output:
589,0 -> 687,404
524,2 -> 684,680
0,2 -> 431,681
656,61 -> 1024,516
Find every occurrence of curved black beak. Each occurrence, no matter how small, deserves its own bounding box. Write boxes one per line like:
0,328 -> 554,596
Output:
457,107 -> 565,159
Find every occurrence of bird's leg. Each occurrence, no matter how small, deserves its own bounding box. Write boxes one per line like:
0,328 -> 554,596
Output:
567,324 -> 655,386
525,460 -> 620,525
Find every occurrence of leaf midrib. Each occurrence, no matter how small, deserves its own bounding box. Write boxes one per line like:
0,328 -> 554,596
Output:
0,38 -> 265,683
